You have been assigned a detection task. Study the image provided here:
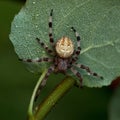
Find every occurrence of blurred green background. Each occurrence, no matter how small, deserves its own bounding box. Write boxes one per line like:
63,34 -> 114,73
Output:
0,0 -> 114,120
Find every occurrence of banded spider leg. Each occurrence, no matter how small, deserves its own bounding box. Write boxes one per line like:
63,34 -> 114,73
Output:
70,27 -> 103,86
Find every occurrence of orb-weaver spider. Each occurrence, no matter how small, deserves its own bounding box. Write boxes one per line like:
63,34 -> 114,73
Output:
19,9 -> 103,100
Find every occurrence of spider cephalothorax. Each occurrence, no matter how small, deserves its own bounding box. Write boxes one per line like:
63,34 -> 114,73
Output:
19,9 -> 103,99
54,56 -> 70,73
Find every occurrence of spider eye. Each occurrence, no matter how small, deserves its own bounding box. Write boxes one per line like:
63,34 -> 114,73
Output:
55,37 -> 74,58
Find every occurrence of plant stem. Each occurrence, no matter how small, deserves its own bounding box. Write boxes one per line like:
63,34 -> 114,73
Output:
28,69 -> 48,120
34,76 -> 76,120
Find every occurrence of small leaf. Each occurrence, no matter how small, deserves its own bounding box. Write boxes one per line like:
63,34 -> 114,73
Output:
10,0 -> 120,87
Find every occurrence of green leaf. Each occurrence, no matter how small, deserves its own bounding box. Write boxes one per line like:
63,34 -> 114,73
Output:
109,86 -> 120,120
9,0 -> 120,87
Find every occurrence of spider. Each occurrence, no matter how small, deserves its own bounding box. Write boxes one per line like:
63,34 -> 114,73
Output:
19,9 -> 103,100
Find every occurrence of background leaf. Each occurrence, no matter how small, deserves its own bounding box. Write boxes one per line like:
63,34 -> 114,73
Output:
10,0 -> 120,87
109,86 -> 120,120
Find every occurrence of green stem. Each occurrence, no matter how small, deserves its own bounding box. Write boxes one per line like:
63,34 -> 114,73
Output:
28,69 -> 48,120
34,76 -> 76,120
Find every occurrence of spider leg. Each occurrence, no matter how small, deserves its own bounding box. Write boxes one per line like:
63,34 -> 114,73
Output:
48,9 -> 55,46
35,65 -> 55,101
74,63 -> 103,79
71,27 -> 81,62
19,57 -> 53,63
36,38 -> 55,55
71,67 -> 83,87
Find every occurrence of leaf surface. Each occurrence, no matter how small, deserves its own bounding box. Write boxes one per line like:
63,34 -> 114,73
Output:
10,0 -> 120,87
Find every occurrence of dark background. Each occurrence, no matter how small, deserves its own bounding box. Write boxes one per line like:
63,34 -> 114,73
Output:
0,0 -> 113,120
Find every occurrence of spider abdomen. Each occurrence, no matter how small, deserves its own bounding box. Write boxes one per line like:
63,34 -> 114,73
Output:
55,37 -> 74,58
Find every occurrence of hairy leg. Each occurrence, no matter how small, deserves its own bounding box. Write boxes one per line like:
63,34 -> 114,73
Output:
19,57 -> 53,63
70,67 -> 83,87
74,63 -> 103,79
35,65 -> 55,101
48,9 -> 55,46
71,27 -> 81,60
36,38 -> 55,55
